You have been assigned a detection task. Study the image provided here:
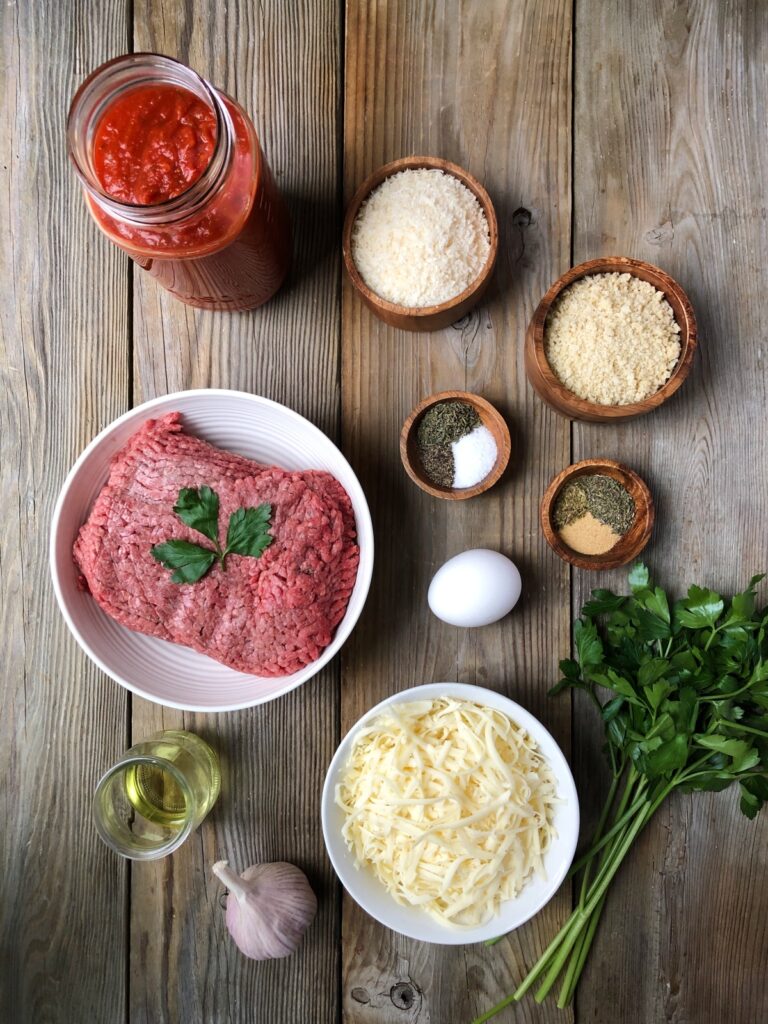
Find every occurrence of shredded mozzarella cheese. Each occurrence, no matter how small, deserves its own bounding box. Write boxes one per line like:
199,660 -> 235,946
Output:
335,697 -> 559,927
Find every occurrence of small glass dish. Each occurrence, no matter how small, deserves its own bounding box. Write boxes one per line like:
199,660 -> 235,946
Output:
92,729 -> 220,860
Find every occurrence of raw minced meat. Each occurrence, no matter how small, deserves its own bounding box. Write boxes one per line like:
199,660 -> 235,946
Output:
73,413 -> 360,676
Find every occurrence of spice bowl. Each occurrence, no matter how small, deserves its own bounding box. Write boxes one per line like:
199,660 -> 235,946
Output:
525,256 -> 697,422
540,459 -> 655,570
400,390 -> 510,500
342,156 -> 499,331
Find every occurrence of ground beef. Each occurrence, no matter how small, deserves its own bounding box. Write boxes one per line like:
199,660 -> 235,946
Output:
73,413 -> 360,676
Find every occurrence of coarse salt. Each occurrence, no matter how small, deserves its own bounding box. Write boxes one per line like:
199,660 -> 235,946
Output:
351,168 -> 491,308
452,424 -> 498,488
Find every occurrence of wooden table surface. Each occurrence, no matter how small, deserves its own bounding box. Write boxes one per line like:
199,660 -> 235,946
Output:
2,2 -> 767,1022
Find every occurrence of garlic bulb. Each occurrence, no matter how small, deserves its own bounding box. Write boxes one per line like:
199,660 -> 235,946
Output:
212,859 -> 317,960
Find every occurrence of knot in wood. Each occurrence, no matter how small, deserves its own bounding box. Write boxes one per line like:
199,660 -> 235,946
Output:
350,987 -> 370,1004
390,982 -> 416,1009
450,313 -> 472,330
512,206 -> 532,228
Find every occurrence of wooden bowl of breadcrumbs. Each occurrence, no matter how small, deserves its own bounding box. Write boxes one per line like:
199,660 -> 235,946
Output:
524,257 -> 697,423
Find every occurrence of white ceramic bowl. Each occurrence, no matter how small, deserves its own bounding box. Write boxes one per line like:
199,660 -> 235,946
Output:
50,389 -> 374,712
322,682 -> 579,945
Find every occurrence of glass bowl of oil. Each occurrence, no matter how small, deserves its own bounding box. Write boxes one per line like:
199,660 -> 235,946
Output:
92,730 -> 220,859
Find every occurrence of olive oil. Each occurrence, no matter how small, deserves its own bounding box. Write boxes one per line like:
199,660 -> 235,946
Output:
93,729 -> 220,859
124,762 -> 188,826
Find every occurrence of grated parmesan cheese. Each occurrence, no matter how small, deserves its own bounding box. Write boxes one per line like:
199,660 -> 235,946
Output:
351,169 -> 491,308
335,697 -> 559,928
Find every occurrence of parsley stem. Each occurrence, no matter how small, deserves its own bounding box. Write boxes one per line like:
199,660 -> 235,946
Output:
572,769 -> 639,998
571,775 -> 619,888
508,777 -> 651,1011
557,891 -> 607,1008
533,913 -> 587,1001
532,790 -> 663,1007
722,721 -> 768,739
704,625 -> 720,651
502,908 -> 587,1005
531,805 -> 651,1005
529,791 -> 652,1003
698,680 -> 754,702
569,776 -> 648,878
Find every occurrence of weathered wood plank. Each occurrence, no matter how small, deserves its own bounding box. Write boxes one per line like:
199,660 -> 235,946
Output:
340,2 -> 573,1021
572,2 -> 768,1022
128,3 -> 342,1023
0,2 -> 131,1022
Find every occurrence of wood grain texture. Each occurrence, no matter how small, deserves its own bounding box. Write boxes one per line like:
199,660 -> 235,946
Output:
4,2 -> 768,1022
341,2 -> 573,1021
128,3 -> 342,1023
0,1 -> 131,1022
571,2 -> 768,1022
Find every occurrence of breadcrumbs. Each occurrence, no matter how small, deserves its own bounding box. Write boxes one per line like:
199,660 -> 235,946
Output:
544,272 -> 681,405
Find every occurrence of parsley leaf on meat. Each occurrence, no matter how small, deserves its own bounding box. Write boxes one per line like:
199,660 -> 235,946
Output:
151,540 -> 217,584
225,504 -> 274,559
173,486 -> 220,544
151,487 -> 274,584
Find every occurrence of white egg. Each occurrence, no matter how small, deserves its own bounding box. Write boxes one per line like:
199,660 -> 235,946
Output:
427,549 -> 522,627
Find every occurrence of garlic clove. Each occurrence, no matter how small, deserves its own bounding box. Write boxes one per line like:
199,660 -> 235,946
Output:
212,859 -> 317,961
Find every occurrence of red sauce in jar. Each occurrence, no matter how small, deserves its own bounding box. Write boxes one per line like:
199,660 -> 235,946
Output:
85,82 -> 291,310
93,84 -> 217,204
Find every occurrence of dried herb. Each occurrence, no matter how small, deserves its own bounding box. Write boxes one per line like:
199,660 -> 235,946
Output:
419,444 -> 454,488
552,481 -> 588,528
554,474 -> 635,535
417,400 -> 479,447
415,400 -> 479,488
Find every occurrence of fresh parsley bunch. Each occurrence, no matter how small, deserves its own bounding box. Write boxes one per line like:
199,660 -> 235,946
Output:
151,486 -> 274,583
475,565 -> 768,1021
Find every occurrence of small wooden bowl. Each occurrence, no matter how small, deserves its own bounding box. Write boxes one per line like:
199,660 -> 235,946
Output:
400,390 -> 510,500
525,256 -> 697,422
342,156 -> 499,332
540,458 -> 655,570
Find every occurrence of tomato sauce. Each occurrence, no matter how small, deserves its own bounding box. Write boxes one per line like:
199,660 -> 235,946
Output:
93,84 -> 217,204
84,80 -> 291,310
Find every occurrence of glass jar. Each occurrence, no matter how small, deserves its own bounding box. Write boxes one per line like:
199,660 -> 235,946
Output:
67,53 -> 291,311
92,729 -> 221,860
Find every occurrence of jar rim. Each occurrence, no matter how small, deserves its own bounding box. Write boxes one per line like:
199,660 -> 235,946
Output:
92,752 -> 196,860
67,52 -> 233,224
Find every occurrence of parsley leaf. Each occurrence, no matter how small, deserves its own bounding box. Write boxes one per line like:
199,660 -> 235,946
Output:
151,540 -> 217,584
628,563 -> 650,592
151,487 -> 274,584
225,503 -> 274,559
677,584 -> 725,629
574,619 -> 603,672
581,588 -> 626,617
173,486 -> 220,544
